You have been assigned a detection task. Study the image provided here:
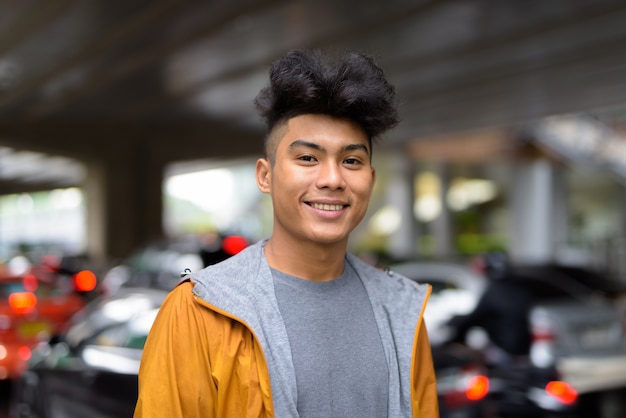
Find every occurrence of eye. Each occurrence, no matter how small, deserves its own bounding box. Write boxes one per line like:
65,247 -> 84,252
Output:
298,155 -> 317,163
344,157 -> 363,166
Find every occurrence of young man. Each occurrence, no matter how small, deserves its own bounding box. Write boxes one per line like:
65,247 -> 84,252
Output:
134,49 -> 438,418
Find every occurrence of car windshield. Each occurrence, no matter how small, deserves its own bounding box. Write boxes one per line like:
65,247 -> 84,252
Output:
0,282 -> 27,297
65,289 -> 166,347
550,265 -> 626,296
511,264 -> 623,301
0,278 -> 73,300
511,271 -> 600,303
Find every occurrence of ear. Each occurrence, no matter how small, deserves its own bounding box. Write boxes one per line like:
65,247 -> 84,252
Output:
371,166 -> 376,185
256,158 -> 271,194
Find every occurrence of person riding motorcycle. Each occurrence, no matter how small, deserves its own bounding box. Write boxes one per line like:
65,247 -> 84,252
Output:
446,252 -> 532,365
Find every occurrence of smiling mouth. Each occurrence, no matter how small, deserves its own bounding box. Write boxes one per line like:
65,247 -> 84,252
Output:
309,203 -> 346,211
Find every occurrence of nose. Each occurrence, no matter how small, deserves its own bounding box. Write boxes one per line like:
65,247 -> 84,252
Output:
316,161 -> 346,190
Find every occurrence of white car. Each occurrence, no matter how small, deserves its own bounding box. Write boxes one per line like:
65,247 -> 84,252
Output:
388,262 -> 487,347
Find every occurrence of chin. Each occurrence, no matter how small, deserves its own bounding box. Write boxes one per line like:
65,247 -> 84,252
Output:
307,233 -> 349,247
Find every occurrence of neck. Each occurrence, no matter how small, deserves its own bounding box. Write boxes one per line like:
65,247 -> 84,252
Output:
264,236 -> 347,282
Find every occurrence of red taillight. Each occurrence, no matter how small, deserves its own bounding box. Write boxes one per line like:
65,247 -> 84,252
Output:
73,270 -> 97,292
222,235 -> 249,255
466,375 -> 489,401
8,292 -> 37,312
22,274 -> 38,292
441,366 -> 490,408
17,345 -> 31,361
532,330 -> 556,342
545,381 -> 577,405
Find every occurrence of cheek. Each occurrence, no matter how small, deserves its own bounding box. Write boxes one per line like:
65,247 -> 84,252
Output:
271,169 -> 304,201
354,176 -> 375,199
276,166 -> 312,190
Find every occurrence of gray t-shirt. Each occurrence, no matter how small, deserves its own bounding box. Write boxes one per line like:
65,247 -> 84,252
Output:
272,264 -> 389,418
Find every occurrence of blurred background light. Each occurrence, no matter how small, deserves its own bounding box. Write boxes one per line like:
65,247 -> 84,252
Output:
447,178 -> 497,211
368,205 -> 402,236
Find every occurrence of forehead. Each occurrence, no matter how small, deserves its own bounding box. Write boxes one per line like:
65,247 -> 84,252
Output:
274,114 -> 369,151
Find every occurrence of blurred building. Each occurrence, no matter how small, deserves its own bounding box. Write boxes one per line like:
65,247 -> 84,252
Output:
0,1 -> 625,280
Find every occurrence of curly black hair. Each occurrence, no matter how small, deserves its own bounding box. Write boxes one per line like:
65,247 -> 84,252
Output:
254,49 -> 399,159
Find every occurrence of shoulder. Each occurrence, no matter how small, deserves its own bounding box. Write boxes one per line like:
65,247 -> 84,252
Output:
192,240 -> 265,286
187,240 -> 275,316
159,280 -> 204,319
160,280 -> 243,334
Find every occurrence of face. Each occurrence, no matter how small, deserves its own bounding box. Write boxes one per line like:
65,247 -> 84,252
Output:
256,114 -> 376,248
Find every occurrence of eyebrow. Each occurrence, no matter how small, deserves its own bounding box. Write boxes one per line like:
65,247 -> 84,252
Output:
288,140 -> 370,156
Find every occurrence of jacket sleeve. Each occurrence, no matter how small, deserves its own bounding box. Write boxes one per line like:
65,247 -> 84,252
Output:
411,319 -> 440,418
133,282 -> 218,417
133,281 -> 272,418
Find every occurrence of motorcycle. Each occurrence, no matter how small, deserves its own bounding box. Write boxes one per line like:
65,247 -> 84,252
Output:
438,326 -> 579,418
433,341 -> 491,418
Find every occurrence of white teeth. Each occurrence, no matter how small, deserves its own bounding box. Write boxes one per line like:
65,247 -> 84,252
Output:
312,203 -> 343,211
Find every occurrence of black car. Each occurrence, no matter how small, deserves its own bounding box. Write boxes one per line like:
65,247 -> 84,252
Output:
10,287 -> 167,418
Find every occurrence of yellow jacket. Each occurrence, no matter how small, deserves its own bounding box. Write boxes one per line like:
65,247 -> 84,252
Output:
134,242 -> 438,417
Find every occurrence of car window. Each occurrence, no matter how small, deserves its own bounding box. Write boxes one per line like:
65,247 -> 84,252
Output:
86,308 -> 158,350
552,265 -> 626,295
0,280 -> 56,300
514,276 -> 581,301
511,265 -> 601,300
420,278 -> 461,294
92,324 -> 130,347
127,309 -> 158,349
0,276 -> 75,299
388,262 -> 487,298
65,290 -> 165,349
0,282 -> 26,297
34,280 -> 72,297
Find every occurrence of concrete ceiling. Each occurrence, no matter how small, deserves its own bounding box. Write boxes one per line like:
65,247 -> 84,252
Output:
1,0 -> 626,193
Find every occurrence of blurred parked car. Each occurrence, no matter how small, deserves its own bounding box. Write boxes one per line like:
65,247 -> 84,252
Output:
387,262 -> 489,417
9,235 -> 251,416
388,261 -> 487,347
0,258 -> 97,381
11,287 -> 167,418
389,259 -> 626,417
508,264 -> 626,395
14,257 -> 487,418
100,234 -> 250,294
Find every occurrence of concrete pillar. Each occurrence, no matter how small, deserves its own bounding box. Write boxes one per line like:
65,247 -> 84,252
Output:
509,158 -> 565,263
83,148 -> 165,263
616,184 -> 626,280
432,162 -> 454,259
551,167 -> 568,250
386,153 -> 418,259
84,160 -> 107,263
